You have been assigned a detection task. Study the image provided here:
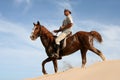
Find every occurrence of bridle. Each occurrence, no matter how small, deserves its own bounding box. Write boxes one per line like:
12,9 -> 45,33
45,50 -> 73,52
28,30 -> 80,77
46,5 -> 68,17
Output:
31,24 -> 42,39
39,25 -> 43,37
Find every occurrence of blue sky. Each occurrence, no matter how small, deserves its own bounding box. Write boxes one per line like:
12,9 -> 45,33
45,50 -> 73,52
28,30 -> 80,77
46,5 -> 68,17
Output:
0,0 -> 120,80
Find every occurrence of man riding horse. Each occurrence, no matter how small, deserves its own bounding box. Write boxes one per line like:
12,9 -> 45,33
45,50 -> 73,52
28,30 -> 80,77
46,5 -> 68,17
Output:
30,9 -> 106,74
54,9 -> 73,58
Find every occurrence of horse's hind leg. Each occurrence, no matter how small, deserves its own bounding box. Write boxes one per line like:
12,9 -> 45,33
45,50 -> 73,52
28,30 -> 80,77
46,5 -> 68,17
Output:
89,47 -> 106,61
80,49 -> 88,68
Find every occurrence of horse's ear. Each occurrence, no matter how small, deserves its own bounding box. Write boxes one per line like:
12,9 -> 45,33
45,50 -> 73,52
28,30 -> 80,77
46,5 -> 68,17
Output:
33,23 -> 35,25
37,21 -> 40,25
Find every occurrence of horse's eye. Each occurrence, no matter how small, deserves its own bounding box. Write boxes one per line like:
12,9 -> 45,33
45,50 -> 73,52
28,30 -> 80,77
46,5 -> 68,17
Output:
36,28 -> 38,29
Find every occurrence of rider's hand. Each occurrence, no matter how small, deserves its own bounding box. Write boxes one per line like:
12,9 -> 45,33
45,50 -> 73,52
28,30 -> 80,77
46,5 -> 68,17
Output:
54,26 -> 64,33
54,30 -> 59,33
60,26 -> 64,31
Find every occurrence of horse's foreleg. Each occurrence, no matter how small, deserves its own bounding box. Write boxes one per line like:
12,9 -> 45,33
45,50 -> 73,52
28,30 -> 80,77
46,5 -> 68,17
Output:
89,47 -> 106,61
42,58 -> 51,74
52,59 -> 58,73
80,49 -> 88,68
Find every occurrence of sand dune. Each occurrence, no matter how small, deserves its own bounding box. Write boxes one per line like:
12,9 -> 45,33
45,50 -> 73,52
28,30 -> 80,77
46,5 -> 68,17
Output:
26,60 -> 120,80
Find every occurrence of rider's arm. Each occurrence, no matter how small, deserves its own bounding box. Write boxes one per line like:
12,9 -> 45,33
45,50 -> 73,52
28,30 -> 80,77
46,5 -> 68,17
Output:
54,23 -> 73,33
54,15 -> 73,33
59,23 -> 73,31
60,15 -> 73,31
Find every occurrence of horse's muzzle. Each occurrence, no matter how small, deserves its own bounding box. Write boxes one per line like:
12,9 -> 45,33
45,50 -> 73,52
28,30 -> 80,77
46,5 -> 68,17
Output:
30,35 -> 36,40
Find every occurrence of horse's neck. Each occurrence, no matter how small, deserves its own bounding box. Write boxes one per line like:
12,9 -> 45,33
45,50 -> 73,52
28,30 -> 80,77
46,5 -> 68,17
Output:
40,26 -> 54,48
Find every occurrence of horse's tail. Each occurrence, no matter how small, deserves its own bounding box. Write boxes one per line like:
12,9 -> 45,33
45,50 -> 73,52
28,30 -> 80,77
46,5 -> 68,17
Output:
90,31 -> 103,43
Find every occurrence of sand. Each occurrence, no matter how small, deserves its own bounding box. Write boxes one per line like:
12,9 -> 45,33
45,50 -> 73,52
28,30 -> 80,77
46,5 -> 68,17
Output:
26,60 -> 120,80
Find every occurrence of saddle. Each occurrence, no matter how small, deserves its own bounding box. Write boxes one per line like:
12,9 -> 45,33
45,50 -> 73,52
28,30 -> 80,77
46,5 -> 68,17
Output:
54,32 -> 72,50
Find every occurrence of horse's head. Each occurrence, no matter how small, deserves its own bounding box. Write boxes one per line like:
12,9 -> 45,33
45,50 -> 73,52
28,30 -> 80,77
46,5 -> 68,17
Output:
30,21 -> 41,40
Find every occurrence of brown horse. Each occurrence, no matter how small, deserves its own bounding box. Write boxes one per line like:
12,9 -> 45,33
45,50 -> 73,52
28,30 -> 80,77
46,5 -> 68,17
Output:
30,21 -> 106,74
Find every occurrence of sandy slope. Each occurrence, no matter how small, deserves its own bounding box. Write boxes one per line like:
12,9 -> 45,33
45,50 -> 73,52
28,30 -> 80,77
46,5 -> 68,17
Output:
26,60 -> 120,80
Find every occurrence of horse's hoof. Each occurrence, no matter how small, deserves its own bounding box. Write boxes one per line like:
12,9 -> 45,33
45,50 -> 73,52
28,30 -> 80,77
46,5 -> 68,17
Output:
44,73 -> 48,75
42,70 -> 47,75
103,57 -> 106,61
43,71 -> 47,75
81,65 -> 86,69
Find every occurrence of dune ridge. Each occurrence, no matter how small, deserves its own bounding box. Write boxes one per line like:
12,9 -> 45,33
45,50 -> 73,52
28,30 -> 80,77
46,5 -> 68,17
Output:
26,60 -> 120,80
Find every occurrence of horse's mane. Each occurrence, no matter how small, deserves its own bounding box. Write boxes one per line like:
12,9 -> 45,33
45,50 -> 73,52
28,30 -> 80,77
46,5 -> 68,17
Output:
41,26 -> 54,41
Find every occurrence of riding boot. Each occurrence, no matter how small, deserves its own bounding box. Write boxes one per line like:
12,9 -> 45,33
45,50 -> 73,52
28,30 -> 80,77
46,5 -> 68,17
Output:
54,44 -> 60,58
56,45 -> 62,59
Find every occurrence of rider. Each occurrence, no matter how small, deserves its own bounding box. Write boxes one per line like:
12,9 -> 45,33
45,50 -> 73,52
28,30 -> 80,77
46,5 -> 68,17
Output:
54,9 -> 73,58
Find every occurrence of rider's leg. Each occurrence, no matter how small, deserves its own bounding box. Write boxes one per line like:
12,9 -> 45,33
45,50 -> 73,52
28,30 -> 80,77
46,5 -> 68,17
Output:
56,32 -> 67,45
55,32 -> 67,58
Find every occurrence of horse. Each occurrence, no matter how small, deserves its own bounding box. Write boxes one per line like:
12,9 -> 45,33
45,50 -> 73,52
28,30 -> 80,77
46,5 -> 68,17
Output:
30,21 -> 106,74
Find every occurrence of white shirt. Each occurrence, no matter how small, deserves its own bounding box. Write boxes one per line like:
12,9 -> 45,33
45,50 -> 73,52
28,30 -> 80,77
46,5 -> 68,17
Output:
62,14 -> 73,34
